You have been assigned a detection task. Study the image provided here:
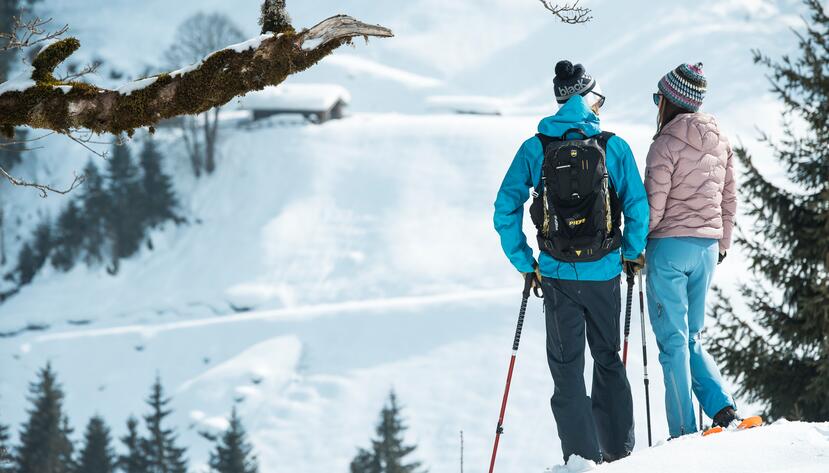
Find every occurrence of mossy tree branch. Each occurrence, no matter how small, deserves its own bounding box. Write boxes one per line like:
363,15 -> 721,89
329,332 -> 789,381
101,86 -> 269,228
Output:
0,15 -> 393,137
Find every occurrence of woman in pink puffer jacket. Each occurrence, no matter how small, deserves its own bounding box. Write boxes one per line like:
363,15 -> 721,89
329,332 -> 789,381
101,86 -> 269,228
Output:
643,63 -> 740,438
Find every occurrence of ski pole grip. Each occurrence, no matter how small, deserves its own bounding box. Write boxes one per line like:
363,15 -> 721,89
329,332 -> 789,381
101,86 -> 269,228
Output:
522,272 -> 534,299
624,276 -> 633,336
513,298 -> 526,351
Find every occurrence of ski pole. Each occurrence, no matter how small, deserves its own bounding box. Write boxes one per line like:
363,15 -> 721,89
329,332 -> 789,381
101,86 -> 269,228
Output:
697,331 -> 704,430
637,271 -> 653,447
487,273 -> 534,473
622,274 -> 634,367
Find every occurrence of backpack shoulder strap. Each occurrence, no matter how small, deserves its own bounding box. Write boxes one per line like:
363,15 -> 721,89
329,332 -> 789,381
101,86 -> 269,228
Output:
535,133 -> 559,154
596,131 -> 615,150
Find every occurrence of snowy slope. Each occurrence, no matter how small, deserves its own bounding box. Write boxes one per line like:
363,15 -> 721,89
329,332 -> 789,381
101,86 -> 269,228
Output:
1,0 -> 824,472
0,113 -> 801,472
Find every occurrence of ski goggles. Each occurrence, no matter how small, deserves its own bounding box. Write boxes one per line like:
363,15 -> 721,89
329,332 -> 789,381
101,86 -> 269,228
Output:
653,92 -> 663,106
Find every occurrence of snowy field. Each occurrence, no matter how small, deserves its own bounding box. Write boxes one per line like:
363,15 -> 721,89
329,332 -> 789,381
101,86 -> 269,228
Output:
1,0 -> 827,472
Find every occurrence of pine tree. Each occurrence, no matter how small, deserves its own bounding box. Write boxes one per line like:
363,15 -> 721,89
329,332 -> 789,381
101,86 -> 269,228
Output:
77,416 -> 115,473
117,417 -> 147,473
349,449 -> 380,473
52,201 -> 86,272
58,416 -> 76,472
208,407 -> 257,473
16,363 -> 74,473
142,376 -> 187,473
138,137 -> 177,229
31,220 -> 52,272
350,391 -> 424,473
0,419 -> 12,473
15,242 -> 37,285
709,0 -> 829,421
79,161 -> 110,266
106,142 -> 145,272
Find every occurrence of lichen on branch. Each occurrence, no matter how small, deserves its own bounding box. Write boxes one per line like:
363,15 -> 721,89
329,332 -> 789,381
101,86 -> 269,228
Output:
0,15 -> 392,137
31,37 -> 80,83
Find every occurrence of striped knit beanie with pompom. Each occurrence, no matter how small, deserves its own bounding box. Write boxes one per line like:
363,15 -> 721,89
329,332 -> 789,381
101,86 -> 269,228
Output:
658,63 -> 707,112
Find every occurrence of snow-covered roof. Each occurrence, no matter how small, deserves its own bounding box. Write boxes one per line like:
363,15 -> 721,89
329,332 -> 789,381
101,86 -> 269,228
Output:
236,83 -> 351,112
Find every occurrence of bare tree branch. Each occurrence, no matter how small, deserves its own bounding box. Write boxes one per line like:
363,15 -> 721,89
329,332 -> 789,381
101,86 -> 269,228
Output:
57,61 -> 101,82
0,15 -> 393,137
64,129 -> 109,159
538,0 -> 593,24
0,130 -> 55,148
0,165 -> 84,198
0,16 -> 69,52
0,130 -> 96,197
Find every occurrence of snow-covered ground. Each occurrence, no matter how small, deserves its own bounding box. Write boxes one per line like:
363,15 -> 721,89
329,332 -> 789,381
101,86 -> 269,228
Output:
1,0 -> 826,472
564,421 -> 829,473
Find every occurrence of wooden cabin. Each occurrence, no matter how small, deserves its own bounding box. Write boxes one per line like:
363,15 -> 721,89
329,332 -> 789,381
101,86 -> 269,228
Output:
236,84 -> 351,124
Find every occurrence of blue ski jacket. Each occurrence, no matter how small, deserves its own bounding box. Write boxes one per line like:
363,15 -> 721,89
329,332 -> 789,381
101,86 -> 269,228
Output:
493,95 -> 649,281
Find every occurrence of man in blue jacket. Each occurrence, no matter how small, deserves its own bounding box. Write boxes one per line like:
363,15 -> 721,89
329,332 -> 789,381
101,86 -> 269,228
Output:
493,61 -> 649,465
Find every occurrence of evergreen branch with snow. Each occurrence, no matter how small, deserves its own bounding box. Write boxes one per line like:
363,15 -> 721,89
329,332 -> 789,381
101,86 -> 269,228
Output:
0,15 -> 393,137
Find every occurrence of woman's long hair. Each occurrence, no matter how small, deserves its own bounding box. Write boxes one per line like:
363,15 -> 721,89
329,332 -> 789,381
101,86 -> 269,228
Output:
657,98 -> 692,134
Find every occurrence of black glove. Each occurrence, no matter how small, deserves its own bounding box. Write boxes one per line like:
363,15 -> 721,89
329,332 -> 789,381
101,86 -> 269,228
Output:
623,254 -> 645,277
521,263 -> 543,297
718,252 -> 727,265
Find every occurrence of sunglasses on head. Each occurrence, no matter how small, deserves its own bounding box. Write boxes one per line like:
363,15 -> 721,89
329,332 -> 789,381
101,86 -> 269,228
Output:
653,92 -> 663,106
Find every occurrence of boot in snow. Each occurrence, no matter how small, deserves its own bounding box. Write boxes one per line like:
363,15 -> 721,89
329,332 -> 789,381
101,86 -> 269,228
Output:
703,407 -> 763,437
712,406 -> 737,428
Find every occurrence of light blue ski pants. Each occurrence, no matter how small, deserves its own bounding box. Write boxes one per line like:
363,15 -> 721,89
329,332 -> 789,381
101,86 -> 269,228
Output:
645,237 -> 734,437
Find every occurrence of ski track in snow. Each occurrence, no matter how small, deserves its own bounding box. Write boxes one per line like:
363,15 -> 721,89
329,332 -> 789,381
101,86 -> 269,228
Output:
33,287 -> 515,342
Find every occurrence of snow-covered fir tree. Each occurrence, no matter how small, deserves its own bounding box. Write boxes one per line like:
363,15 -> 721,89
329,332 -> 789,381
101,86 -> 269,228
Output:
709,0 -> 829,421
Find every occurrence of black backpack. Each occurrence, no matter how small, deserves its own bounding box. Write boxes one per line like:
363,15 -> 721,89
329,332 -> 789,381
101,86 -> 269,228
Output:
529,128 -> 622,263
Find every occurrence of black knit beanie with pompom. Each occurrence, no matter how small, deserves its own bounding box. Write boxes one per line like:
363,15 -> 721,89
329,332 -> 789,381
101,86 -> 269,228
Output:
553,60 -> 597,104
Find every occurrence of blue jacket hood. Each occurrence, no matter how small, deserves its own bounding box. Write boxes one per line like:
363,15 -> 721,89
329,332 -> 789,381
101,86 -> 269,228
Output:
537,95 -> 601,138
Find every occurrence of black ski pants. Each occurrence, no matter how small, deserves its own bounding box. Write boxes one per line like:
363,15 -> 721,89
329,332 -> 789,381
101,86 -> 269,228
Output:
541,275 -> 634,463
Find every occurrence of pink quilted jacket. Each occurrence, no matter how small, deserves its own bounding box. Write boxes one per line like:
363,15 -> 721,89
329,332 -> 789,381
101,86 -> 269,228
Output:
644,112 -> 737,252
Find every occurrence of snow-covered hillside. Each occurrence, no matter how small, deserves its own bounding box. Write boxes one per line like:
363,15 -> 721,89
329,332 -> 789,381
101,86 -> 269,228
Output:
1,0 -> 826,472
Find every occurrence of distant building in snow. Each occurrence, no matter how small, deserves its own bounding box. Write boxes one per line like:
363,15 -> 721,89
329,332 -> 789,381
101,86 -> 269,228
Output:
236,84 -> 351,124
